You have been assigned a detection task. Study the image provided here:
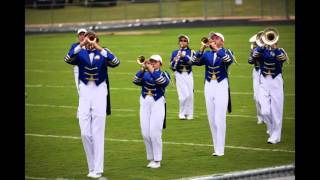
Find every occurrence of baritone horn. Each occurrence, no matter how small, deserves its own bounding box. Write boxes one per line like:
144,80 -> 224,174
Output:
261,27 -> 279,46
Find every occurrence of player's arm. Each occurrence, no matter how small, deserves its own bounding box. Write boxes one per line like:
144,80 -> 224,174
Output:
64,44 -> 81,65
192,50 -> 206,66
170,51 -> 178,71
248,50 -> 256,64
252,46 -> 265,59
274,48 -> 289,62
101,48 -> 120,68
133,70 -> 144,86
217,48 -> 233,65
183,49 -> 195,65
150,70 -> 170,88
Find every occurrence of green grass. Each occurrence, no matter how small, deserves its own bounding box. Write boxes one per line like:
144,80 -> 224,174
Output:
25,0 -> 295,24
25,25 -> 295,179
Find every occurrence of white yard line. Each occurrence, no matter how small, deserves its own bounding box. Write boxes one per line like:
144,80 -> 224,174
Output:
25,133 -> 295,153
25,103 -> 295,120
25,84 -> 295,96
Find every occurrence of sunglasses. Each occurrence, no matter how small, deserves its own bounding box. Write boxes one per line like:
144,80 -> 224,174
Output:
179,39 -> 188,42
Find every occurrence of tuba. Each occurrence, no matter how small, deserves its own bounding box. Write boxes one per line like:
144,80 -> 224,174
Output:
137,55 -> 145,65
260,27 -> 279,46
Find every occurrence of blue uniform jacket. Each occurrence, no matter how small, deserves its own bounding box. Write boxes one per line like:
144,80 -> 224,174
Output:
133,69 -> 170,101
170,48 -> 195,74
64,45 -> 120,86
252,47 -> 288,78
193,48 -> 234,83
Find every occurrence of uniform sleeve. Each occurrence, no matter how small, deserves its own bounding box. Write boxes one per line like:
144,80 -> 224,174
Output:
150,70 -> 170,87
252,46 -> 265,58
101,48 -> 120,68
274,48 -> 289,62
216,48 -> 233,65
248,50 -> 255,64
182,49 -> 194,64
170,51 -> 178,71
133,70 -> 144,86
192,50 -> 206,66
64,44 -> 81,65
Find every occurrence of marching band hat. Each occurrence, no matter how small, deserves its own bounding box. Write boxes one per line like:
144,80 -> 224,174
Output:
149,54 -> 163,64
77,28 -> 87,34
209,32 -> 225,42
178,34 -> 190,42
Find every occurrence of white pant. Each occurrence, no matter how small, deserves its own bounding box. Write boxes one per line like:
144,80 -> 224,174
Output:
74,65 -> 79,94
74,66 -> 80,119
78,81 -> 107,174
252,68 -> 264,122
175,71 -> 194,118
204,79 -> 228,155
140,96 -> 165,162
258,74 -> 284,142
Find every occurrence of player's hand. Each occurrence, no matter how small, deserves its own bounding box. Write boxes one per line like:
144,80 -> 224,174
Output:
145,62 -> 154,73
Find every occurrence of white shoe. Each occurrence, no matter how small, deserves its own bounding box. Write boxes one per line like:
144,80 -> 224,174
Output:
212,153 -> 224,156
267,138 -> 280,144
149,161 -> 161,168
179,115 -> 186,120
186,115 -> 193,120
87,172 -> 94,177
88,172 -> 102,178
257,119 -> 263,124
147,161 -> 154,168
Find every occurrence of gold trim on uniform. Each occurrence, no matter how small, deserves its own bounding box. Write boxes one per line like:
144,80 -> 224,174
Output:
85,66 -> 98,70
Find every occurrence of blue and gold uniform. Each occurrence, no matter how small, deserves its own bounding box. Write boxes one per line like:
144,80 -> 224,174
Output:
133,69 -> 170,101
193,48 -> 234,82
193,41 -> 235,156
170,45 -> 195,120
170,48 -> 195,74
252,46 -> 288,144
253,47 -> 287,78
132,55 -> 170,168
65,45 -> 119,85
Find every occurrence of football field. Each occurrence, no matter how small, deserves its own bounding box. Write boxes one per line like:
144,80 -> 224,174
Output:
25,25 -> 295,180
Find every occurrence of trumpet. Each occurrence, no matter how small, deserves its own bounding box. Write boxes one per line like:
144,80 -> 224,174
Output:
137,55 -> 146,65
85,31 -> 97,43
201,37 -> 209,46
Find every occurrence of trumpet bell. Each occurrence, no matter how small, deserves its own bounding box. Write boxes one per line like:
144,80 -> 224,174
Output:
201,37 -> 209,46
137,55 -> 145,65
261,27 -> 279,46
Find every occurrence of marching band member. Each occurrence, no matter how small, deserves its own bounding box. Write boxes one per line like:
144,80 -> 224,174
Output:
193,32 -> 235,156
248,31 -> 265,124
133,55 -> 171,169
252,28 -> 288,144
170,34 -> 195,120
64,31 -> 120,178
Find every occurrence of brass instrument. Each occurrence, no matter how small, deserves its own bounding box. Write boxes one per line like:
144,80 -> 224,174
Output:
201,37 -> 209,46
85,31 -> 97,43
258,27 -> 279,47
137,55 -> 146,65
255,31 -> 264,47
